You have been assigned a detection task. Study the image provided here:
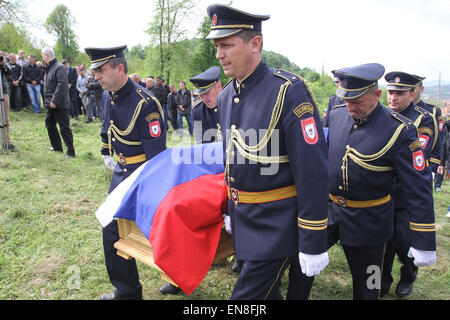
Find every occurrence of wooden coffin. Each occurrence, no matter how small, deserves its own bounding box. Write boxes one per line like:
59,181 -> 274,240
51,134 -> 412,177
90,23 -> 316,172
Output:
114,218 -> 234,287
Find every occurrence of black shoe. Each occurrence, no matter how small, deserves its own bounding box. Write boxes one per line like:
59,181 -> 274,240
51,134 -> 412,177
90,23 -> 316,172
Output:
231,261 -> 242,274
395,281 -> 413,298
65,154 -> 75,159
99,288 -> 142,300
85,118 -> 93,123
49,147 -> 63,152
158,283 -> 181,295
8,144 -> 16,151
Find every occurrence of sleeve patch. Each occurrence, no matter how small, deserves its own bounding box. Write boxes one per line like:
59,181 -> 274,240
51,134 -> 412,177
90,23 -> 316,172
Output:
145,112 -> 160,123
293,103 -> 314,118
418,127 -> 433,136
301,117 -> 319,145
413,150 -> 425,171
409,140 -> 422,151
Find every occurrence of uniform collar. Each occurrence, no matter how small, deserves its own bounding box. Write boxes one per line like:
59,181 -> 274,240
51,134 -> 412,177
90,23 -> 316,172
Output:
353,102 -> 382,125
233,60 -> 267,94
110,77 -> 135,101
399,102 -> 415,117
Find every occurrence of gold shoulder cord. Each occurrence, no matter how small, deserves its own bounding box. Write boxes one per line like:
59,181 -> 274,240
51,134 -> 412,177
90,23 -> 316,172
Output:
106,94 -> 165,156
225,77 -> 318,185
107,99 -> 145,156
342,123 -> 405,190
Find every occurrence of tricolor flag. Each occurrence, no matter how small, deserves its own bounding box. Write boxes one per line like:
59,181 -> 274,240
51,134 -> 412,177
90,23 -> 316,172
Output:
95,142 -> 227,295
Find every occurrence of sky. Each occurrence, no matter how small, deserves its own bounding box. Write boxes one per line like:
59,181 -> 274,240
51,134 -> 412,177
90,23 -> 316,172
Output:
24,0 -> 450,84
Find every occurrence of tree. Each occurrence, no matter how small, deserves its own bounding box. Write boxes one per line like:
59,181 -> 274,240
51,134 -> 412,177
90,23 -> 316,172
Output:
0,22 -> 41,58
146,0 -> 195,83
44,4 -> 79,63
0,0 -> 27,24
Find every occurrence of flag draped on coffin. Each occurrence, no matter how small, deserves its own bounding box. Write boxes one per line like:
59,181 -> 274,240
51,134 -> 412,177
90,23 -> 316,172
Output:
95,142 -> 227,295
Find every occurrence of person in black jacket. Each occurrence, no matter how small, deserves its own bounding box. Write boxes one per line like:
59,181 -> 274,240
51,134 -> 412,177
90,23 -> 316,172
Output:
0,54 -> 15,150
23,55 -> 43,113
86,72 -> 104,122
62,59 -> 79,120
175,81 -> 193,136
8,54 -> 23,112
436,119 -> 450,192
166,84 -> 178,130
41,47 -> 75,159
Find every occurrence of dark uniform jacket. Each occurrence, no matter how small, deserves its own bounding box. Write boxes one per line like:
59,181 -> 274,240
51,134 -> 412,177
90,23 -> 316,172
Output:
324,94 -> 344,127
327,103 -> 435,250
192,101 -> 220,144
417,100 -> 443,172
219,61 -> 329,260
43,58 -> 70,109
100,78 -> 166,193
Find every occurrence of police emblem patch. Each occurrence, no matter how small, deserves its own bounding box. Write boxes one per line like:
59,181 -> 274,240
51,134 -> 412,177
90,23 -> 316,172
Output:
149,121 -> 161,138
419,134 -> 429,149
301,117 -> 318,145
412,150 -> 425,171
439,120 -> 444,131
212,14 -> 218,25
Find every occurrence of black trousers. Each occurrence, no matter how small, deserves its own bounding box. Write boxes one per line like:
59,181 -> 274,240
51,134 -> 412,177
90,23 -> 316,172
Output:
381,209 -> 417,294
231,257 -> 292,300
45,108 -> 75,156
102,219 -> 141,296
68,88 -> 78,117
305,223 -> 386,300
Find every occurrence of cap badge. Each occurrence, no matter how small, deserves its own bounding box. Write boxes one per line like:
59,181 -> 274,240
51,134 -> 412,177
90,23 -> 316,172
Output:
212,14 -> 218,25
342,79 -> 348,88
395,77 -> 400,84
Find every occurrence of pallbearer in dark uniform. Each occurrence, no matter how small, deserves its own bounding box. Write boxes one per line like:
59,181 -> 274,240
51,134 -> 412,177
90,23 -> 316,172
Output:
381,71 -> 436,298
206,4 -> 329,300
190,66 -> 223,144
413,75 -> 444,184
324,64 -> 436,300
85,45 -> 166,300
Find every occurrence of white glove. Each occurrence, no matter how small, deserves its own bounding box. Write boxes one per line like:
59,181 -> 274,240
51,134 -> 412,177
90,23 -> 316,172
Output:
298,252 -> 329,277
103,155 -> 116,172
407,247 -> 436,267
222,214 -> 232,234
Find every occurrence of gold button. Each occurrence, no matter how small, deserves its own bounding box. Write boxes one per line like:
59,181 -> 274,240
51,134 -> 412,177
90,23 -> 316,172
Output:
231,125 -> 236,130
353,125 -> 358,130
339,186 -> 343,190
230,177 -> 235,182
346,145 -> 350,150
214,108 -> 218,112
123,168 -> 128,173
112,138 -> 116,142
241,84 -> 246,88
111,101 -> 115,105
234,97 -> 240,104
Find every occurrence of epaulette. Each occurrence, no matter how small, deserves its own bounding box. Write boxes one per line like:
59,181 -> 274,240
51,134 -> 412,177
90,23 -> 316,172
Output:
192,98 -> 203,109
391,111 -> 413,129
274,69 -> 303,84
136,87 -> 157,104
136,87 -> 164,120
331,103 -> 346,110
415,105 -> 432,117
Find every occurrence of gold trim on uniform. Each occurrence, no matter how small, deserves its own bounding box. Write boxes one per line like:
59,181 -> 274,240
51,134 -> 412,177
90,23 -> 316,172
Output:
91,54 -> 116,63
298,217 -> 328,231
430,157 -> 441,165
418,127 -> 433,136
409,221 -> 436,232
293,103 -> 314,118
146,112 -> 160,123
329,193 -> 391,208
210,24 -> 254,30
409,140 -> 422,151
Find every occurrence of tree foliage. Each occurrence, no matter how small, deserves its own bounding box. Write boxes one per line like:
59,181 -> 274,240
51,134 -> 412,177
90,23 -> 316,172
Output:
146,0 -> 195,83
0,22 -> 41,59
44,4 -> 79,63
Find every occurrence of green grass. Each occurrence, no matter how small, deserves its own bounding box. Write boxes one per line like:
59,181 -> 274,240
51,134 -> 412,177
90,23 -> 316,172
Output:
0,108 -> 448,300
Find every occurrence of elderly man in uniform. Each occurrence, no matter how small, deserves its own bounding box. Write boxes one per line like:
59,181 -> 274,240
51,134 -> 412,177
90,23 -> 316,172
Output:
380,72 -> 436,298
85,45 -> 166,300
321,64 -> 436,300
190,66 -> 222,144
206,4 -> 329,300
